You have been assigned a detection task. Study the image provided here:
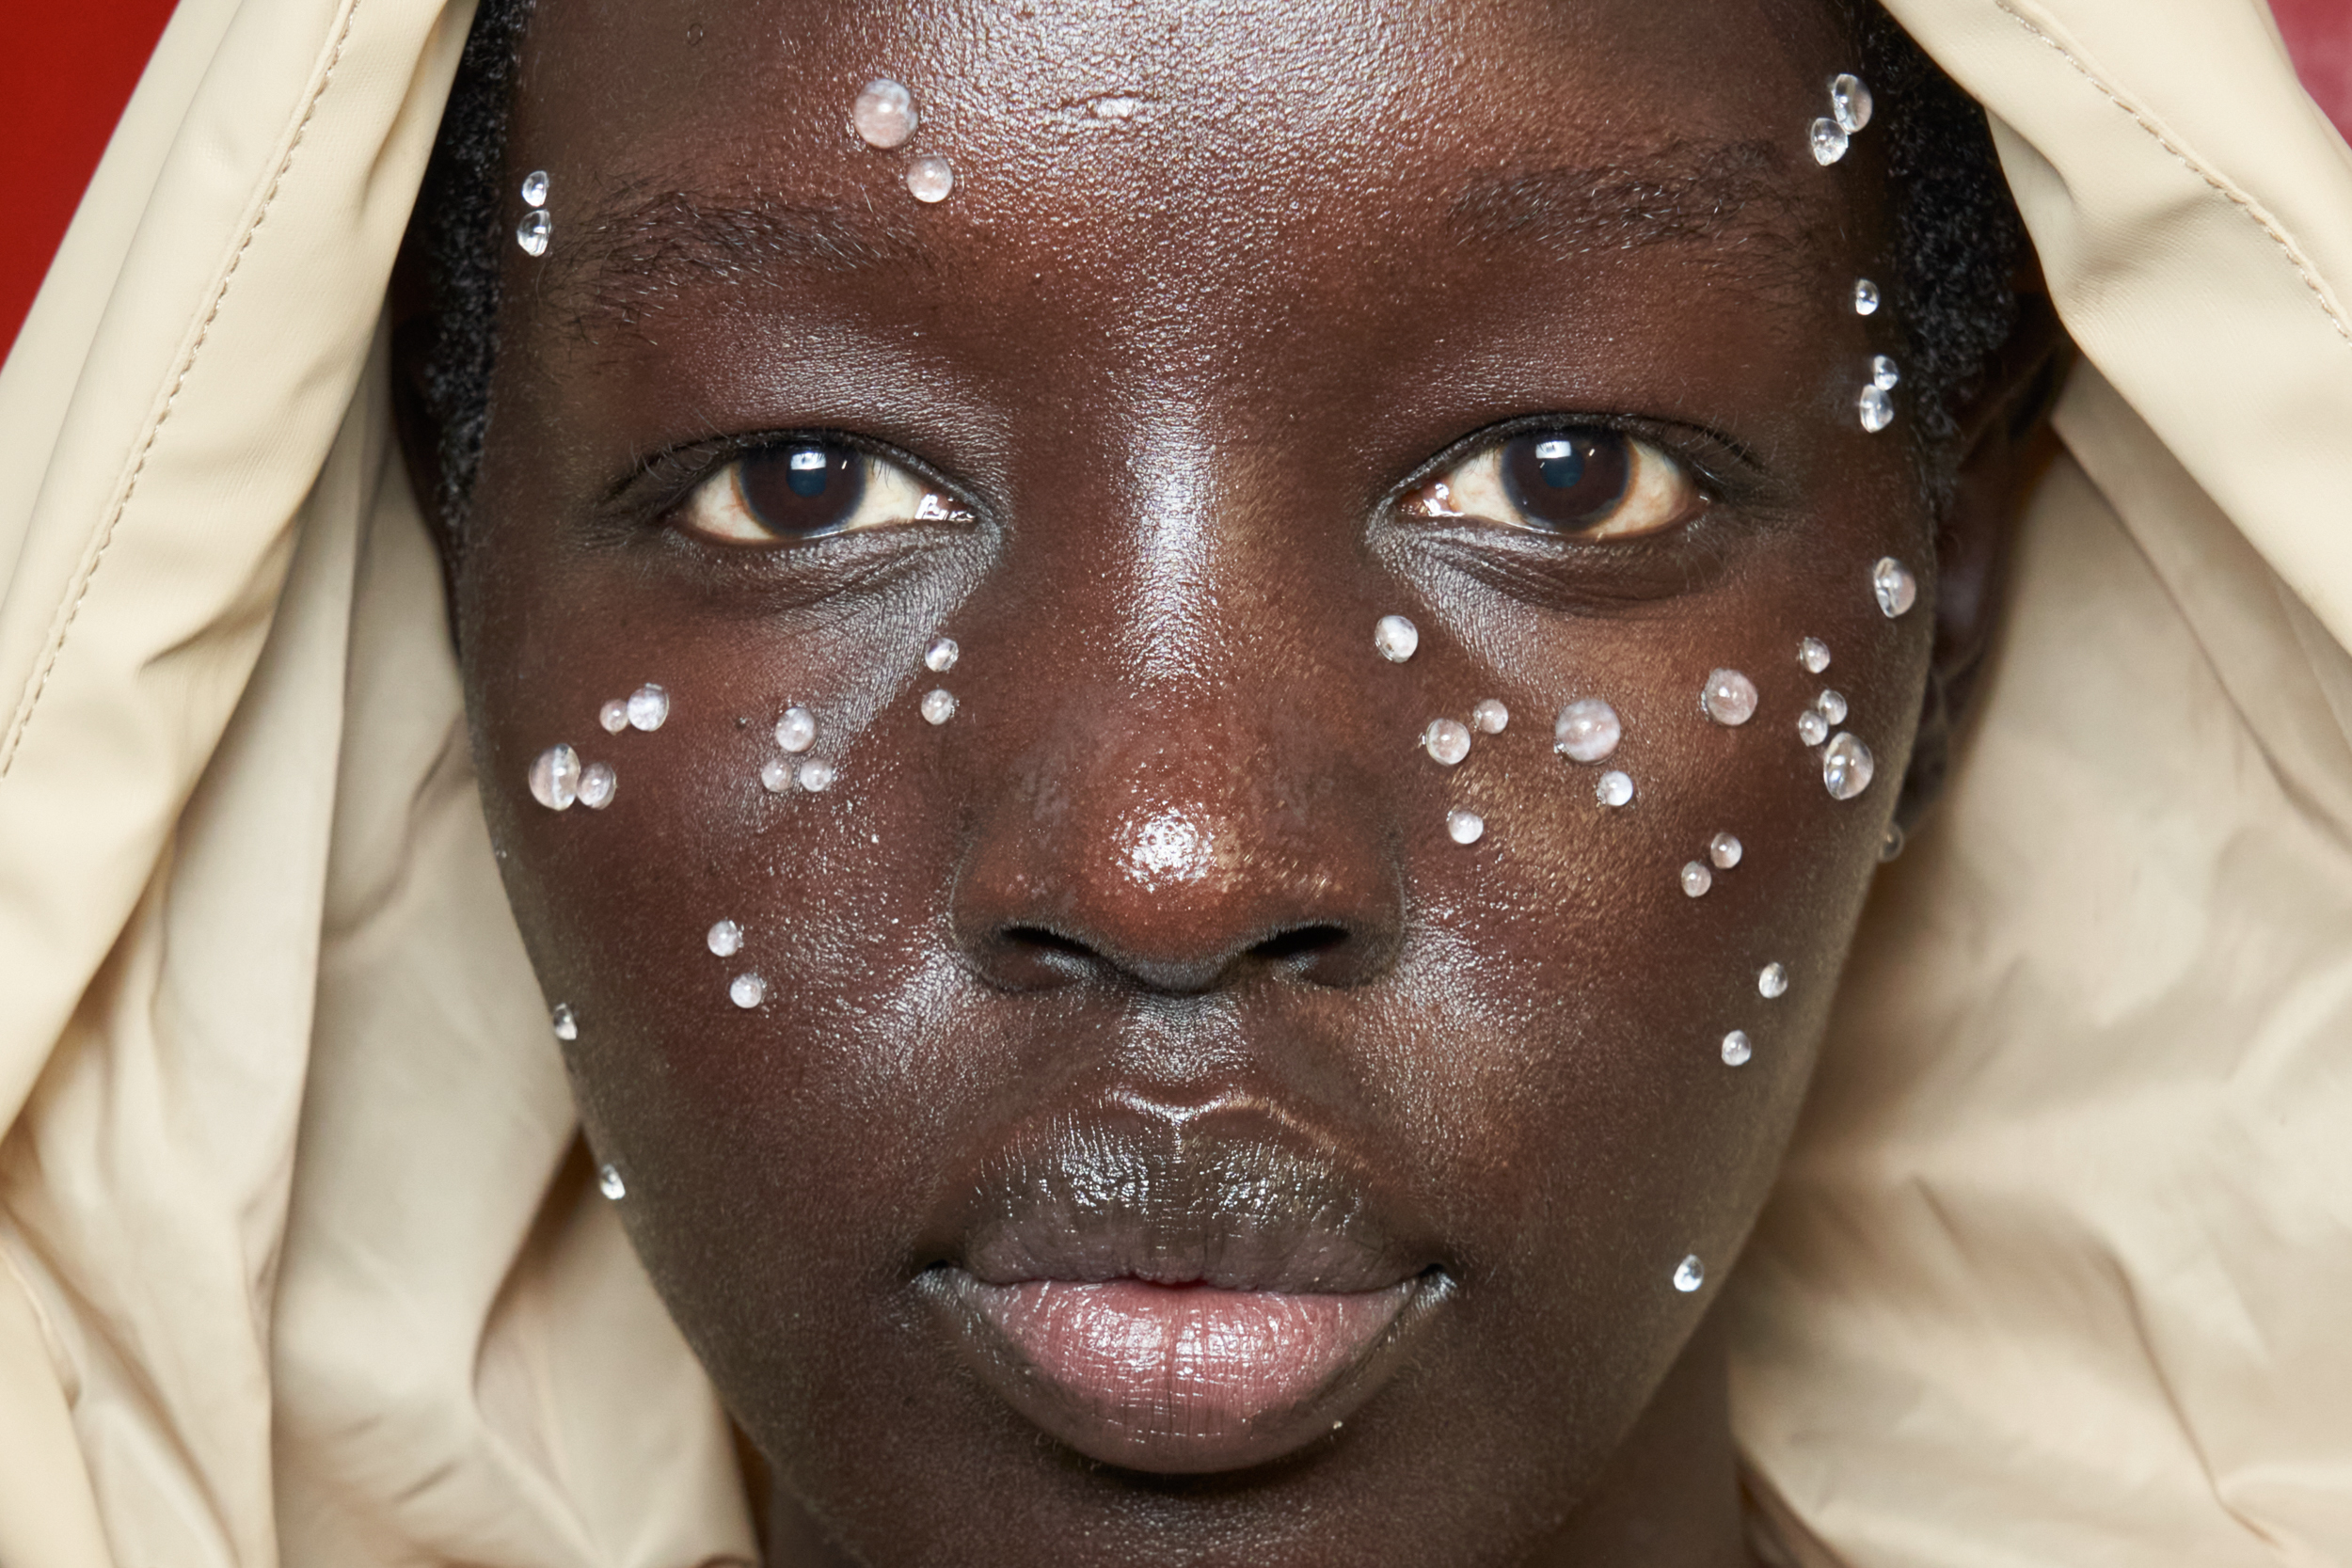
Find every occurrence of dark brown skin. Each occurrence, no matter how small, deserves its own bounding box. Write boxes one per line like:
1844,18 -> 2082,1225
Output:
396,1 -> 2065,1561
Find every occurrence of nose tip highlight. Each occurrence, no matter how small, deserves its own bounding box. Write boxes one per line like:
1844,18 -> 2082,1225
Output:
951,721 -> 1404,998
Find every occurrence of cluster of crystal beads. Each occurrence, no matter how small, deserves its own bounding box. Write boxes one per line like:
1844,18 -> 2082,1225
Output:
516,169 -> 550,256
1809,72 -> 1874,166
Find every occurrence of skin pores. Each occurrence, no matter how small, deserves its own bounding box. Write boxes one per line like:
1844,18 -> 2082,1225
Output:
429,0 -> 1978,1561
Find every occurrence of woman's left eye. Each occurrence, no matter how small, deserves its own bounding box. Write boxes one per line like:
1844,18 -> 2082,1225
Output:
671,440 -> 967,546
1400,427 -> 1704,541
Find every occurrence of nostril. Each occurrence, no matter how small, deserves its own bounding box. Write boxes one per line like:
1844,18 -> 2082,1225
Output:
1000,927 -> 1093,959
1248,924 -> 1350,967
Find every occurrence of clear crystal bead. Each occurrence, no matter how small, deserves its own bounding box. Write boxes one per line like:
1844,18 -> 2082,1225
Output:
1852,278 -> 1881,316
1797,710 -> 1830,746
775,706 -> 818,752
1674,1255 -> 1707,1293
925,636 -> 960,673
1859,385 -> 1895,432
551,1003 -> 578,1041
1680,861 -> 1713,897
1423,719 -> 1472,767
624,684 -> 668,731
707,919 -> 742,957
1872,557 -> 1918,617
1446,809 -> 1485,846
1758,961 -> 1789,999
906,154 -> 955,203
1799,636 -> 1832,674
1822,732 -> 1875,800
520,169 -> 549,208
516,209 -> 550,257
577,761 -> 617,810
1702,669 -> 1758,727
1815,689 -> 1849,724
1375,614 -> 1420,663
1554,698 -> 1622,763
1873,356 -> 1901,391
921,689 -> 958,725
759,757 -> 792,793
852,78 -> 917,148
529,744 -> 580,810
598,1164 -> 627,1200
1721,1031 -> 1753,1068
1831,72 -> 1874,134
798,759 -> 835,792
1597,769 -> 1635,808
1810,117 -> 1850,166
1470,699 -> 1509,735
598,699 -> 628,734
1709,832 -> 1743,869
729,973 -> 766,1009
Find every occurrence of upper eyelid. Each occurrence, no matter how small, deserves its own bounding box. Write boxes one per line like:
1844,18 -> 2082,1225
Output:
1390,414 -> 1761,510
609,430 -> 977,526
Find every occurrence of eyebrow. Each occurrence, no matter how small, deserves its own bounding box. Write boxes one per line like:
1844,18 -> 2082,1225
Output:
1448,138 -> 1813,260
549,180 -> 924,337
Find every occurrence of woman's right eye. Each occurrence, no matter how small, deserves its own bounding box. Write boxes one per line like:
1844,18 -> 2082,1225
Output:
671,440 -> 966,546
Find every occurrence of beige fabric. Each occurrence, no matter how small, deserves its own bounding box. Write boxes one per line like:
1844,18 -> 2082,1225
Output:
0,0 -> 2344,1562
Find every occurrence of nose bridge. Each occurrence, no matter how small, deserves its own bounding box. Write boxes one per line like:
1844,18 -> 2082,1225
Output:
950,406 -> 1403,994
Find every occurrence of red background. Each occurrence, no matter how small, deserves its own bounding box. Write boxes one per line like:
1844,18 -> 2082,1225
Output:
4,1 -> 2351,364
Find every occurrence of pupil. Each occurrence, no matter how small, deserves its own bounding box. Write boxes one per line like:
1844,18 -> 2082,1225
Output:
738,442 -> 866,536
1500,430 -> 1631,532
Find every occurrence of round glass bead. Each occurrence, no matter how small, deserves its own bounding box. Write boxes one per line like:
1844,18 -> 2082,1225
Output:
1872,355 -> 1901,390
626,684 -> 669,731
1822,732 -> 1876,800
1446,809 -> 1486,846
1680,861 -> 1713,898
1674,1255 -> 1707,1293
1597,770 -> 1635,808
598,699 -> 628,734
1815,689 -> 1849,725
707,919 -> 742,957
1810,117 -> 1850,166
906,154 -> 955,203
577,761 -> 616,810
922,689 -> 958,725
729,974 -> 766,1009
1799,637 -> 1832,674
1831,72 -> 1874,134
1758,961 -> 1789,999
1470,699 -> 1509,735
1375,614 -> 1420,663
520,169 -> 549,207
1424,719 -> 1472,767
529,744 -> 580,810
1722,1030 -> 1753,1067
1798,711 -> 1830,746
852,78 -> 917,148
516,209 -> 550,257
925,636 -> 960,673
1852,278 -> 1881,316
1702,669 -> 1759,727
1873,557 -> 1917,617
1554,698 -> 1622,763
551,1003 -> 578,1041
775,706 -> 818,752
798,759 -> 835,792
597,1164 -> 627,1200
1859,385 -> 1895,433
760,757 -> 792,794
1709,832 -> 1742,869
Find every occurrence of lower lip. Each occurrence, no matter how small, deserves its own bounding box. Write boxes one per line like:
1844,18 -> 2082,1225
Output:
946,1275 -> 1418,1472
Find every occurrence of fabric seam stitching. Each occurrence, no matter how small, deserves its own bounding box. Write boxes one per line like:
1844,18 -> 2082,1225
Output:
0,0 -> 366,776
1993,0 -> 2352,347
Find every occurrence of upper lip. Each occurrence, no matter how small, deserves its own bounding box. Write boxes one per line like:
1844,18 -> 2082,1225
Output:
933,1091 -> 1437,1293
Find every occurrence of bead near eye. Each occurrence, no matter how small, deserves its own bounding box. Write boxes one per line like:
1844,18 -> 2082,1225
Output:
1404,427 -> 1702,541
674,440 -> 966,546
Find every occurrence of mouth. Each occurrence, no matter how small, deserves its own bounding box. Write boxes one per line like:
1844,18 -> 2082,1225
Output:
916,1097 -> 1452,1474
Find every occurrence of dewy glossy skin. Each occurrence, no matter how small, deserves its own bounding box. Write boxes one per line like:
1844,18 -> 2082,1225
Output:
413,0 -> 2059,1561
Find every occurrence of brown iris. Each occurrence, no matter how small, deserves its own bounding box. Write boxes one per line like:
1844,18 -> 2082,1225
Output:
734,442 -> 867,537
1498,431 -> 1632,533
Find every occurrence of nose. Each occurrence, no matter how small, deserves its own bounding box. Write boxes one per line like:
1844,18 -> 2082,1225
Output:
952,694 -> 1405,996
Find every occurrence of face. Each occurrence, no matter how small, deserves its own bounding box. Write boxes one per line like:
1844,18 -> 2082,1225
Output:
436,0 -> 1980,1560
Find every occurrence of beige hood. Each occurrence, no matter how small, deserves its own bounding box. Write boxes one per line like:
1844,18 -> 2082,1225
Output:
0,0 -> 2346,1563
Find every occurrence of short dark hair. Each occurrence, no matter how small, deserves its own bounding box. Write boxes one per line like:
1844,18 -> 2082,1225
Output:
402,0 -> 2027,538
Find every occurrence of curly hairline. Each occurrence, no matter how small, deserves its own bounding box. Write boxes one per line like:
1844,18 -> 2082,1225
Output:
408,0 -> 2026,539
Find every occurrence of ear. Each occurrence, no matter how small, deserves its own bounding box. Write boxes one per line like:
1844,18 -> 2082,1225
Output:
1895,277 -> 2074,832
